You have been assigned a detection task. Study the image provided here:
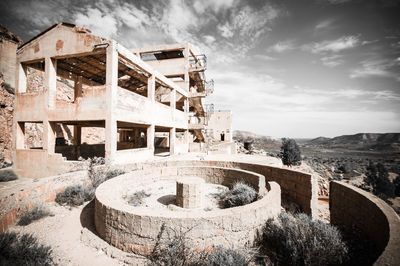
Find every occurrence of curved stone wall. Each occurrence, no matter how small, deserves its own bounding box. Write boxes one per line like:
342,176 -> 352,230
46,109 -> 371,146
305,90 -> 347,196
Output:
119,160 -> 318,218
330,181 -> 400,265
94,165 -> 281,255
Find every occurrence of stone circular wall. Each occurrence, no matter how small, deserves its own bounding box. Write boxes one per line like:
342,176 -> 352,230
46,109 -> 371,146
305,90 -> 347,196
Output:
94,165 -> 281,255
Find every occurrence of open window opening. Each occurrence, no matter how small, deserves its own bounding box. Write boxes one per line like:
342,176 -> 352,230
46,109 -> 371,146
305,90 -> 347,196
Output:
53,120 -> 105,160
24,60 -> 45,93
176,91 -> 185,111
118,55 -> 149,97
140,49 -> 184,62
21,122 -> 44,149
154,126 -> 171,156
117,121 -> 148,151
155,79 -> 171,107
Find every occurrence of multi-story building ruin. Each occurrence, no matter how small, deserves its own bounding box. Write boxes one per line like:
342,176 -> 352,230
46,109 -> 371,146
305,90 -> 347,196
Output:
9,23 -> 235,178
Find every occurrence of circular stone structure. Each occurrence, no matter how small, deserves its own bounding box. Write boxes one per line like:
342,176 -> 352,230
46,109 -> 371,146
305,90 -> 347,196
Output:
94,164 -> 281,255
176,177 -> 205,208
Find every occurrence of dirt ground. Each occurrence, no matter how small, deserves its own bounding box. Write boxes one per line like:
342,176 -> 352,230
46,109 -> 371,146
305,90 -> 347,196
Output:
9,201 -> 135,265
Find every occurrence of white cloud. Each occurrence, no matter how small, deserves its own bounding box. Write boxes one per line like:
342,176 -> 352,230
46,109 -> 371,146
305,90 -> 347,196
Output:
350,59 -> 400,81
307,35 -> 360,54
193,0 -> 239,14
315,19 -> 334,30
74,8 -> 118,38
268,40 -> 295,53
320,54 -> 344,67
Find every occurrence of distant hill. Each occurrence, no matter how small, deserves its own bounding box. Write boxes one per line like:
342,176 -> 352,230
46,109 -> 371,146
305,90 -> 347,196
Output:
304,133 -> 400,151
233,130 -> 282,150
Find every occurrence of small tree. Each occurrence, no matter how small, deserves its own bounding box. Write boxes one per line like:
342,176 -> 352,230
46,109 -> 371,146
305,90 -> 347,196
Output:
394,174 -> 400,197
280,138 -> 301,166
364,162 -> 395,200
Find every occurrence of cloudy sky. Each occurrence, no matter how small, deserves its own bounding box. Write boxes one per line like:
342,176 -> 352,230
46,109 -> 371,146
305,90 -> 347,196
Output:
1,0 -> 399,138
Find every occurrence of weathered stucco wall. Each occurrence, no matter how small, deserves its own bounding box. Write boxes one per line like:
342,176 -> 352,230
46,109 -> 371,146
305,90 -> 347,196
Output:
330,181 -> 400,265
94,165 -> 280,255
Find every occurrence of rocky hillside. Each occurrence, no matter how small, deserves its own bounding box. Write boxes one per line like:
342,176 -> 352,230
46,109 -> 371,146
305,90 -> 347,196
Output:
233,130 -> 281,150
304,133 -> 400,151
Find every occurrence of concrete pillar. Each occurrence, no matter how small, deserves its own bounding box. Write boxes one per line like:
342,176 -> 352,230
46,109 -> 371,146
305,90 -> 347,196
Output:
184,129 -> 189,153
43,121 -> 55,154
147,125 -> 155,151
74,125 -> 81,158
134,128 -> 140,148
105,41 -> 118,161
45,57 -> 57,108
176,177 -> 205,209
74,76 -> 83,100
148,75 -> 155,101
184,97 -> 189,114
171,89 -> 176,120
169,127 -> 176,155
16,62 -> 27,93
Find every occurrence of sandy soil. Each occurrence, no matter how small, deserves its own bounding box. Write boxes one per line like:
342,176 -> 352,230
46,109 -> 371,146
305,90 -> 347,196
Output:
123,179 -> 228,211
9,202 -> 127,266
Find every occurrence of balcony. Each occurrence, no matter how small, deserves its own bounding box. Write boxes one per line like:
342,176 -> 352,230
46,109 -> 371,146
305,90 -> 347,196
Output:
189,54 -> 207,72
189,79 -> 214,98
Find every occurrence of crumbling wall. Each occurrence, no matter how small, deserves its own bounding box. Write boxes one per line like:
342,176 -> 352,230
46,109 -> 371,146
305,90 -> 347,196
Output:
0,73 -> 14,166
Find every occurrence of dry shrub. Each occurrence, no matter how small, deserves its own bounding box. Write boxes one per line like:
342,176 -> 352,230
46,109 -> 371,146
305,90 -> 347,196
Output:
219,182 -> 258,208
55,157 -> 126,207
55,185 -> 94,207
18,204 -> 51,226
127,190 -> 151,207
0,169 -> 18,182
147,224 -> 254,266
0,232 -> 53,265
260,212 -> 348,266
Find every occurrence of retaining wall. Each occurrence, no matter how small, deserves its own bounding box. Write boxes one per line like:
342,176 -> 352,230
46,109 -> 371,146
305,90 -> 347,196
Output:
94,165 -> 281,255
330,181 -> 400,265
0,170 -> 88,233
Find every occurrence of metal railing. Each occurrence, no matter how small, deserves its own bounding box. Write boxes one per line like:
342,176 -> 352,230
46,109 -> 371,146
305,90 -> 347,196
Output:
189,54 -> 207,70
205,79 -> 214,95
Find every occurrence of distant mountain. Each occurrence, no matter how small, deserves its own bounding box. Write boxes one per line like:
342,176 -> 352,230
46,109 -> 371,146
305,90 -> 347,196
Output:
304,133 -> 400,151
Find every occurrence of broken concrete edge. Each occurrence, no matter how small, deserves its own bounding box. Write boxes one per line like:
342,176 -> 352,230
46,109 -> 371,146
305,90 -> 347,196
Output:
330,181 -> 400,266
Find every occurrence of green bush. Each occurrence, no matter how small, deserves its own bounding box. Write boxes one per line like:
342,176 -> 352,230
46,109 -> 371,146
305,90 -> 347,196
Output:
219,183 -> 258,208
18,204 -> 51,226
280,138 -> 302,166
127,190 -> 151,207
260,212 -> 348,266
55,185 -> 94,206
0,169 -> 18,182
0,232 -> 53,265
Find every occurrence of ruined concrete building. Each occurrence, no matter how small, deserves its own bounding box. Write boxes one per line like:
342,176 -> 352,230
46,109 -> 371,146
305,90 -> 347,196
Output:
7,23 -> 234,178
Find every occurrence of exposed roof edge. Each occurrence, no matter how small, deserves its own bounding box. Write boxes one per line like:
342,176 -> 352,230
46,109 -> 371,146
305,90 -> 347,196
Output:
18,22 -> 90,50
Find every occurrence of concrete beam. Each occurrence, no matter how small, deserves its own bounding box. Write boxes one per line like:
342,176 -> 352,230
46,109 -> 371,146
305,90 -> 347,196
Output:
117,43 -> 188,97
